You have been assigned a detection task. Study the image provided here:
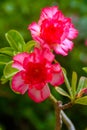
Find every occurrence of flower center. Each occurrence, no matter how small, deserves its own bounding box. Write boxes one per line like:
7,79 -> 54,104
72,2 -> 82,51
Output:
22,62 -> 51,85
40,19 -> 64,45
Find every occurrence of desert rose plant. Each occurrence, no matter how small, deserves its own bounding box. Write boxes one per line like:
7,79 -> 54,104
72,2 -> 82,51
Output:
0,6 -> 87,130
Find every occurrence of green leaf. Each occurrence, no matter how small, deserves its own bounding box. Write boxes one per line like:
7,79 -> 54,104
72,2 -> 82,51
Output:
0,47 -> 15,56
75,96 -> 87,105
0,75 -> 9,84
55,87 -> 70,98
62,68 -> 72,97
71,71 -> 77,97
83,67 -> 87,73
5,30 -> 25,52
0,54 -> 12,64
3,61 -> 18,79
77,76 -> 87,94
23,40 -> 36,52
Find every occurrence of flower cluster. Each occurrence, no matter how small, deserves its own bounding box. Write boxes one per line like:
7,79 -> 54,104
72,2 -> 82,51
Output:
11,6 -> 78,102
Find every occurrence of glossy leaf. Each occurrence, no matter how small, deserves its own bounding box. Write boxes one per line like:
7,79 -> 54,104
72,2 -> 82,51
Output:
71,71 -> 77,97
83,67 -> 87,73
75,96 -> 87,105
77,76 -> 87,94
0,54 -> 12,64
5,30 -> 25,52
55,87 -> 70,98
24,40 -> 36,52
4,61 -> 18,79
0,47 -> 15,56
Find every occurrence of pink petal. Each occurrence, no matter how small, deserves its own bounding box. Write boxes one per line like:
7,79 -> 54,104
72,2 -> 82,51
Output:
28,22 -> 43,43
12,71 -> 28,94
62,39 -> 74,50
68,25 -> 78,39
50,64 -> 64,86
39,6 -> 58,23
28,22 -> 40,36
12,52 -> 29,70
54,39 -> 74,56
54,10 -> 65,20
28,84 -> 50,103
12,61 -> 24,71
34,47 -> 54,63
42,47 -> 55,62
23,53 -> 35,69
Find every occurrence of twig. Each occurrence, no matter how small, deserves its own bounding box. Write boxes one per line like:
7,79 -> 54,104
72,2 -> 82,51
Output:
61,111 -> 76,130
49,94 -> 76,130
49,93 -> 62,130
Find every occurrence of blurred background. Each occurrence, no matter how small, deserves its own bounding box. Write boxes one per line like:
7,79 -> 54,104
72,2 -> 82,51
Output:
0,0 -> 87,130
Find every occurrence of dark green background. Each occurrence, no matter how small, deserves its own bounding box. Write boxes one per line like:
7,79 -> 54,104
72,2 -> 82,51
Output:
0,0 -> 87,130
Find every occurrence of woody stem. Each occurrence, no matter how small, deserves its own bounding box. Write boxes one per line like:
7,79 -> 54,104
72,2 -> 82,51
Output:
49,93 -> 76,130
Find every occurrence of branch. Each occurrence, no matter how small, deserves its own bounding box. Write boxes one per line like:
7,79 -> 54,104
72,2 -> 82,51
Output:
49,94 -> 76,130
61,111 -> 76,130
49,94 -> 62,130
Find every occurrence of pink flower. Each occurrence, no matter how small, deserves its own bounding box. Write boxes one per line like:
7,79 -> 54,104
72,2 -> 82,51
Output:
11,48 -> 64,103
85,39 -> 87,46
28,6 -> 78,56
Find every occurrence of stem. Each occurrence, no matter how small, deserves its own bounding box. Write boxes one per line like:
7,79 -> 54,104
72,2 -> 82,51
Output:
55,101 -> 62,130
61,111 -> 76,130
61,102 -> 73,110
49,94 -> 62,130
49,94 -> 76,130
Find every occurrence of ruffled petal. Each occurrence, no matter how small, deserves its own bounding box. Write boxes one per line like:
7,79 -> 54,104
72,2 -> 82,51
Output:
42,47 -> 55,62
62,39 -> 74,50
39,6 -> 58,23
28,84 -> 50,103
12,71 -> 28,94
68,24 -> 78,39
54,10 -> 65,20
34,47 -> 54,63
28,22 -> 43,43
50,63 -> 64,86
28,22 -> 40,36
12,52 -> 29,70
54,39 -> 74,56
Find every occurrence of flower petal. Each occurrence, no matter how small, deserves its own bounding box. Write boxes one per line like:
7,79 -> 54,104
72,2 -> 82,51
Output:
34,47 -> 54,63
28,22 -> 43,43
28,84 -> 50,103
54,39 -> 74,56
42,47 -> 55,62
12,52 -> 29,70
12,71 -> 28,94
68,24 -> 78,39
39,6 -> 58,23
50,63 -> 64,86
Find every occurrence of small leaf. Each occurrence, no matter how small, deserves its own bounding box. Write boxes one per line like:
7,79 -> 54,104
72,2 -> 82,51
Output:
0,47 -> 15,56
5,30 -> 25,52
62,68 -> 72,97
83,67 -> 87,73
23,40 -> 36,52
0,75 -> 9,84
75,96 -> 87,105
71,71 -> 77,97
55,87 -> 70,98
0,54 -> 12,64
4,61 -> 18,79
77,76 -> 87,94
